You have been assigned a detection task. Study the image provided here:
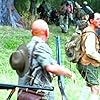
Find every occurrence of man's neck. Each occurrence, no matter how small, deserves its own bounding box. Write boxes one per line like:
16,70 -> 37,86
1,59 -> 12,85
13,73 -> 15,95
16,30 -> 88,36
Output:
38,35 -> 47,42
89,24 -> 96,32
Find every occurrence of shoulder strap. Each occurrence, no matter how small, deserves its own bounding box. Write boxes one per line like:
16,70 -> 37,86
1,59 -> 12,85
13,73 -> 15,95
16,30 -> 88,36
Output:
29,41 -> 38,75
79,31 -> 89,59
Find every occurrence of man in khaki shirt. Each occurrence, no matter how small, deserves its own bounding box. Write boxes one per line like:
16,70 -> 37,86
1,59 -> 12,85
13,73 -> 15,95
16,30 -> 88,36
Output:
77,13 -> 100,100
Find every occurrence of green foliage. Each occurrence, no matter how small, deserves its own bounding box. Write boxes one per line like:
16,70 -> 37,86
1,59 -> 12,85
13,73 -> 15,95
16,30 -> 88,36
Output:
14,0 -> 100,17
21,12 -> 35,29
0,26 -> 31,50
47,0 -> 63,8
14,0 -> 63,15
14,0 -> 30,15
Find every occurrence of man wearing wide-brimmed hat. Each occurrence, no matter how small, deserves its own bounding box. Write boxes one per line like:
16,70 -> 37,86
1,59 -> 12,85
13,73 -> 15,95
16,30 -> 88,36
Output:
10,19 -> 76,100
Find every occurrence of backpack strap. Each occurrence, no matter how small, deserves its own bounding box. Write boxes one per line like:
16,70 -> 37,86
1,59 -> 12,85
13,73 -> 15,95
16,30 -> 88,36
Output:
83,31 -> 98,37
79,31 -> 89,60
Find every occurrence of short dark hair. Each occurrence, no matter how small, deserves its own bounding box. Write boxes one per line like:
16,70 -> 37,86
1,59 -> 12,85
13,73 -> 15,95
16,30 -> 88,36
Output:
88,13 -> 94,22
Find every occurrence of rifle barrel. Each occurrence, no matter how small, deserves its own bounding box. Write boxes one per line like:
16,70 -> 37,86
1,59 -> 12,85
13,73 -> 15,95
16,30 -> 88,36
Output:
56,36 -> 68,100
0,83 -> 54,91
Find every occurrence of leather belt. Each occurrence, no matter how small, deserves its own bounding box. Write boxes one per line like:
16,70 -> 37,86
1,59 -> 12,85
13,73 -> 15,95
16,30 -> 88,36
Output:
18,89 -> 46,96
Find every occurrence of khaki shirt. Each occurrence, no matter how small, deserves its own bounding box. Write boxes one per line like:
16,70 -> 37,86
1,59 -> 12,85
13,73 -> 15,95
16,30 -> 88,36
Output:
85,32 -> 100,62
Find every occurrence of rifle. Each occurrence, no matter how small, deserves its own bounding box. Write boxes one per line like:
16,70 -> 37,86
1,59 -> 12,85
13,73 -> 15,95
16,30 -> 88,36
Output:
0,83 -> 54,100
56,36 -> 68,100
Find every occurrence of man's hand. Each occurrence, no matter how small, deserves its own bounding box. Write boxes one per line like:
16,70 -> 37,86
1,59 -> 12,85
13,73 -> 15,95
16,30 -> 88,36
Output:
70,72 -> 76,83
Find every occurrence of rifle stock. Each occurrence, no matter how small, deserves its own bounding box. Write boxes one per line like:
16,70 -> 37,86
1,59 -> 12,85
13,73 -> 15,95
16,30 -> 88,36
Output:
56,36 -> 68,100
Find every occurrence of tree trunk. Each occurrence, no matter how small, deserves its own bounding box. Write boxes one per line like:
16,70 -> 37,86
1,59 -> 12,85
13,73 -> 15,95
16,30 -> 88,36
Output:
0,0 -> 23,28
29,0 -> 36,15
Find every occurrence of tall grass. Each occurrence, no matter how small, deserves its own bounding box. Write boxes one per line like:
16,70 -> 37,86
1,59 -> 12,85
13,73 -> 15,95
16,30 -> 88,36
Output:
0,25 -> 100,100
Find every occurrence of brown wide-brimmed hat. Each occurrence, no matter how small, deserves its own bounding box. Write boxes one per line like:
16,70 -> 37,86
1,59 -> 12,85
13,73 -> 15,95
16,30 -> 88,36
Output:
9,44 -> 29,77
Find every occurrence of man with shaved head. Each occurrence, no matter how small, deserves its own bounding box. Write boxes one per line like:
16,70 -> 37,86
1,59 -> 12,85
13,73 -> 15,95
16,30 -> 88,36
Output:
17,19 -> 75,100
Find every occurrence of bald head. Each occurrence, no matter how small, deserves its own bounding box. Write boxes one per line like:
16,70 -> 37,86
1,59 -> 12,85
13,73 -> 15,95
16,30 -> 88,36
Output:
31,19 -> 49,37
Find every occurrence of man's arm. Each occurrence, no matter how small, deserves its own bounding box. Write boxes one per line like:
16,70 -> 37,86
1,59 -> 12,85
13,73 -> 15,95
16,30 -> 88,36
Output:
45,64 -> 73,78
